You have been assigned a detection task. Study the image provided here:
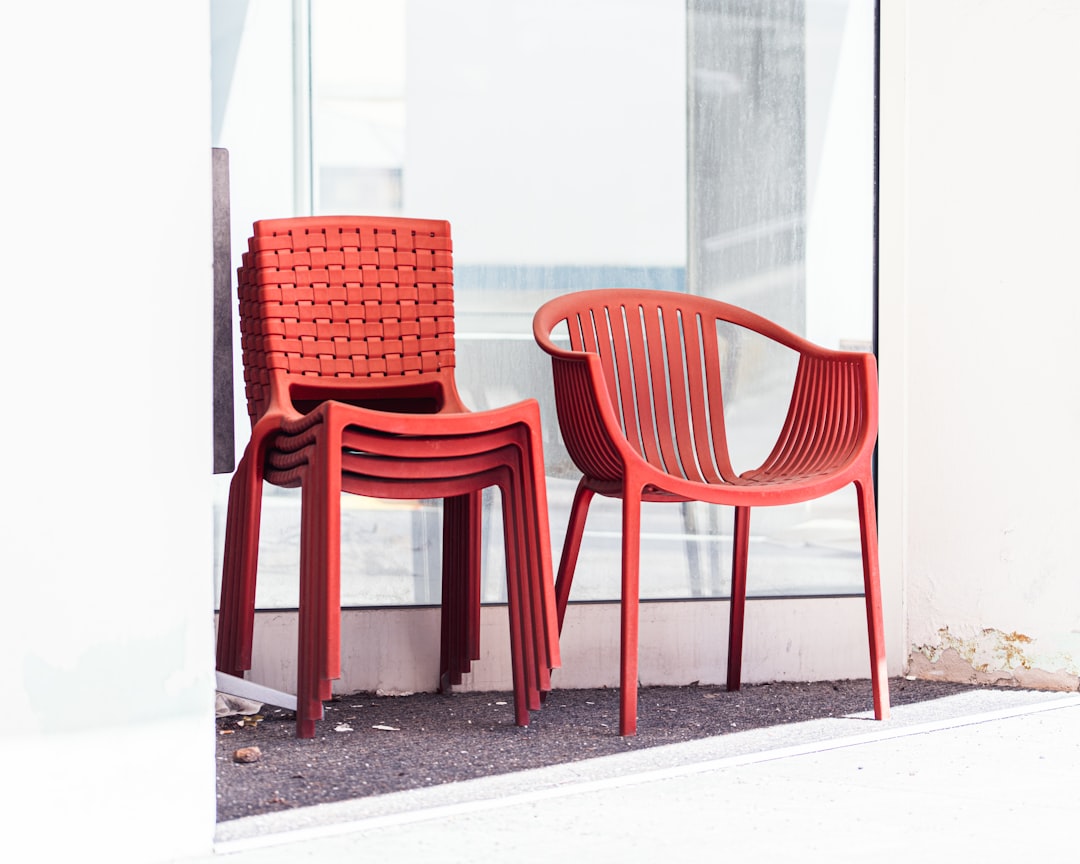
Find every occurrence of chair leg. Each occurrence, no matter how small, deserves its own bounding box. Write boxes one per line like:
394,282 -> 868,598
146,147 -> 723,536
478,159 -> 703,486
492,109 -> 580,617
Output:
215,457 -> 246,677
502,440 -> 551,717
216,453 -> 264,678
439,495 -> 460,690
296,465 -> 322,738
464,491 -> 483,666
319,445 -> 343,701
498,472 -> 532,725
518,422 -> 560,677
509,426 -> 557,712
507,459 -> 547,710
856,477 -> 890,720
295,440 -> 344,739
237,460 -> 265,674
554,480 -> 595,632
727,505 -> 750,691
619,486 -> 642,736
439,493 -> 481,691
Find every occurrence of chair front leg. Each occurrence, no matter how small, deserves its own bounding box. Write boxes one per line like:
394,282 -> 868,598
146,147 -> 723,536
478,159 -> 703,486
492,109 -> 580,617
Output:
619,482 -> 643,737
296,463 -> 322,738
295,437 -> 343,738
517,421 -> 560,676
216,453 -> 265,678
216,455 -> 249,678
497,469 -> 532,725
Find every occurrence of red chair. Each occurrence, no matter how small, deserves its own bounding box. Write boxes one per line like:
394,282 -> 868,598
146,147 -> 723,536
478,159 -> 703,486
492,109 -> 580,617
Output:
216,215 -> 560,737
533,289 -> 888,736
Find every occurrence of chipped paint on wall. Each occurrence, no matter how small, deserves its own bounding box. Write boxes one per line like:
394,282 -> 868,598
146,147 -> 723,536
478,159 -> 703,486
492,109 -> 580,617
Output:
909,626 -> 1079,691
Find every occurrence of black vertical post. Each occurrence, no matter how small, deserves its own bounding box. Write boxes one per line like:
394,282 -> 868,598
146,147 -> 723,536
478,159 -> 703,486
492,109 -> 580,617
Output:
872,1 -> 880,502
212,147 -> 235,474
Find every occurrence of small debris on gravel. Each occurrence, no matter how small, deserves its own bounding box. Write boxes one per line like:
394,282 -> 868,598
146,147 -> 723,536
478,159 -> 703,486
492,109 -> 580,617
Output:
231,746 -> 262,764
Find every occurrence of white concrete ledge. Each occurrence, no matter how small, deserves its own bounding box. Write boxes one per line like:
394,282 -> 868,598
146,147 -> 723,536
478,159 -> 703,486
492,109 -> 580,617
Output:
223,597 -> 900,697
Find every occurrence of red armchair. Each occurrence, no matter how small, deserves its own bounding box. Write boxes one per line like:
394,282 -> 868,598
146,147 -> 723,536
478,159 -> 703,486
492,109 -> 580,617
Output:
533,289 -> 888,735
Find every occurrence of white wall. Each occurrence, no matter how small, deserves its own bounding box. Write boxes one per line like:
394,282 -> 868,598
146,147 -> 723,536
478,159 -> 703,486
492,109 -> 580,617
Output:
879,0 -> 1080,689
0,3 -> 217,861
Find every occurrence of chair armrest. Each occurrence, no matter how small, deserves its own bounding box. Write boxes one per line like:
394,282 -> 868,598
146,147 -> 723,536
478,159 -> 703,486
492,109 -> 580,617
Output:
747,349 -> 878,481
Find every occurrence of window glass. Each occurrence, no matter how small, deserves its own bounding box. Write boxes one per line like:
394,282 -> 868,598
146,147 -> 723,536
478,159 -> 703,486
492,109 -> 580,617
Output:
211,0 -> 875,609
685,0 -> 875,599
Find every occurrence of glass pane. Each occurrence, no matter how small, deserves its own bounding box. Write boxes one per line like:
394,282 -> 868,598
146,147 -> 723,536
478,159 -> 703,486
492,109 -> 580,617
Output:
407,0 -> 687,606
688,0 -> 876,598
211,0 -> 875,609
311,0 -> 406,215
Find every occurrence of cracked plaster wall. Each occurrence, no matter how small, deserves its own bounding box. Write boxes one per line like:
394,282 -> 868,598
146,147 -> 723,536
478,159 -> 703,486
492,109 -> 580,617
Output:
909,627 -> 1078,691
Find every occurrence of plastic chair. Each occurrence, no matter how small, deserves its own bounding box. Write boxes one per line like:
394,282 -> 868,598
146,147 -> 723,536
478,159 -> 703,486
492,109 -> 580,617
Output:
216,215 -> 560,737
533,289 -> 888,735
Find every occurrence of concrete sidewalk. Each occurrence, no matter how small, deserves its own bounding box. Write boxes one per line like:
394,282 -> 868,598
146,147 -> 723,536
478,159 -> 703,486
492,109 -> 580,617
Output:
200,688 -> 1080,862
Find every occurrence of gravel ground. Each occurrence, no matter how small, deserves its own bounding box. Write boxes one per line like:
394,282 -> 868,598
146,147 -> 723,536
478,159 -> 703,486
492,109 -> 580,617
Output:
216,677 -> 989,822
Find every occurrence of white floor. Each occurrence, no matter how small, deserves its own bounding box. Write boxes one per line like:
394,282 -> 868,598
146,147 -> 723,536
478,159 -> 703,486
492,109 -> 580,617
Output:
200,688 -> 1080,863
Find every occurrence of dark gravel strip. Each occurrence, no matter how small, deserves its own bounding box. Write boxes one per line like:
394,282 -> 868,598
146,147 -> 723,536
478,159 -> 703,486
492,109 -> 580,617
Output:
216,678 -> 990,822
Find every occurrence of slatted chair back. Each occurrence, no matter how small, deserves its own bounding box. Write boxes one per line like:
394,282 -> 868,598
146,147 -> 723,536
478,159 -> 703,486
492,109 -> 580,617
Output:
547,291 -> 739,487
536,289 -> 876,498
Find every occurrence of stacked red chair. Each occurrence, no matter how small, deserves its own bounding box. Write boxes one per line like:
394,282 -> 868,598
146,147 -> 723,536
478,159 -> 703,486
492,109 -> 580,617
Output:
533,289 -> 889,736
217,215 -> 560,737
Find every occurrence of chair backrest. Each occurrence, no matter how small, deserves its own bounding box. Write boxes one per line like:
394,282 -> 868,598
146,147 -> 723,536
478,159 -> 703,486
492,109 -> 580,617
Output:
535,289 -> 741,484
237,215 -> 459,427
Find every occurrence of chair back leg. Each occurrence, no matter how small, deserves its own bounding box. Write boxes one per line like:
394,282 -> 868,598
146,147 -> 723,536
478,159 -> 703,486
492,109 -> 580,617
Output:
554,481 -> 596,632
726,505 -> 751,691
856,475 -> 890,720
439,491 -> 482,690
